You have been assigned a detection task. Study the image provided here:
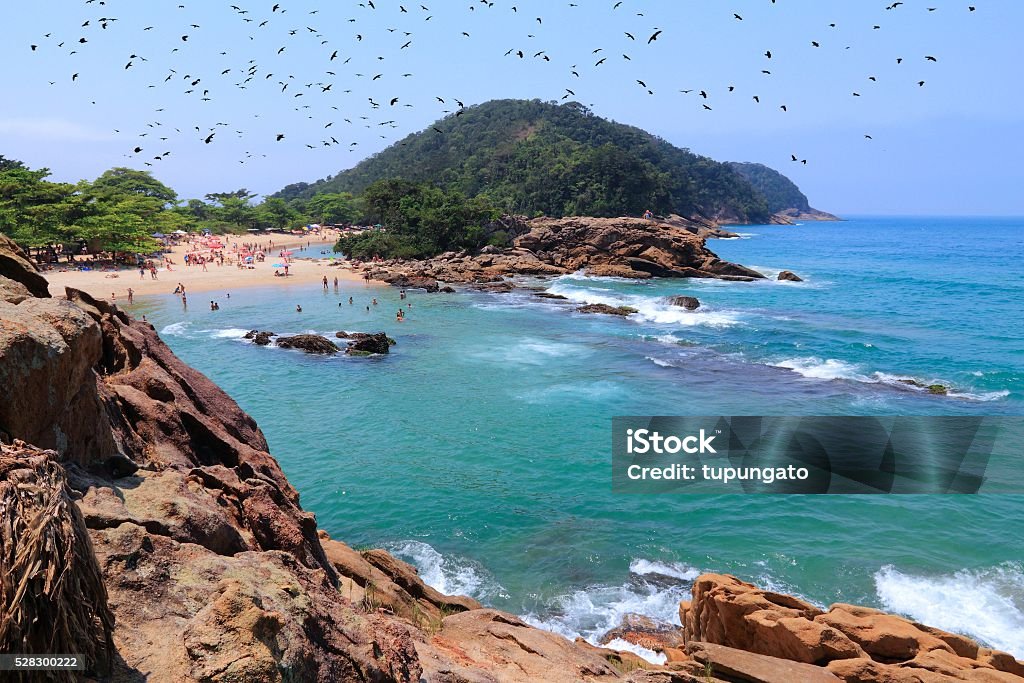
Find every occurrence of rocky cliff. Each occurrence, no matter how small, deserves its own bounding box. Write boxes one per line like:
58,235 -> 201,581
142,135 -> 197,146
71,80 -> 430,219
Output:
1,233 -> 1022,683
361,215 -> 766,287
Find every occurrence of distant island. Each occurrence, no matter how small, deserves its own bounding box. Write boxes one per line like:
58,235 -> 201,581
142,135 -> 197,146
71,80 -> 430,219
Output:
275,99 -> 836,226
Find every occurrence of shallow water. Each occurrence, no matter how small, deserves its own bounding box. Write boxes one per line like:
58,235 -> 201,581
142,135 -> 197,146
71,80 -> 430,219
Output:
138,216 -> 1024,656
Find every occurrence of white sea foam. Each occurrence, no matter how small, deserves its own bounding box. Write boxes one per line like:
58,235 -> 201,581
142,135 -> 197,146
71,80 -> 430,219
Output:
645,356 -> 676,368
545,283 -> 742,328
602,638 -> 668,665
207,328 -> 253,340
159,321 -> 190,337
521,559 -> 697,665
875,564 -> 1024,657
385,540 -> 507,602
946,389 -> 1011,402
774,359 -> 1009,401
775,357 -> 870,382
629,559 -> 701,582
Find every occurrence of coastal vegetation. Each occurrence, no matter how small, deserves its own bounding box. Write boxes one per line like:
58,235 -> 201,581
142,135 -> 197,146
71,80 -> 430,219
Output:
0,156 -> 343,262
276,99 -> 774,222
2,102 -> 821,263
727,161 -> 812,214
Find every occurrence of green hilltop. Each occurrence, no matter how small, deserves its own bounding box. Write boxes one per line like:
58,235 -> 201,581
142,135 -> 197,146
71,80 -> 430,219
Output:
275,99 -> 821,223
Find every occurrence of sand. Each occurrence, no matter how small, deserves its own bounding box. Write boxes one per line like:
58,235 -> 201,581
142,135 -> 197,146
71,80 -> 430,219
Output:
43,231 -> 375,302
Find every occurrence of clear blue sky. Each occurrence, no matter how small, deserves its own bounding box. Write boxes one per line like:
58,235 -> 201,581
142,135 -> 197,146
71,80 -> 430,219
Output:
4,1 -> 1021,215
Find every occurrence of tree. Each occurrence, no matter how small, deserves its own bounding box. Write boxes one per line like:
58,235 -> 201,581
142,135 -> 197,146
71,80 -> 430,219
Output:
0,166 -> 81,247
307,192 -> 359,224
217,196 -> 257,228
205,189 -> 255,205
89,168 -> 177,205
254,197 -> 297,230
0,155 -> 26,172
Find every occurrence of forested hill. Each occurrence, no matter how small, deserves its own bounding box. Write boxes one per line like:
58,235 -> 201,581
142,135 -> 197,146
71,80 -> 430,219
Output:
275,99 -> 794,223
728,162 -> 812,214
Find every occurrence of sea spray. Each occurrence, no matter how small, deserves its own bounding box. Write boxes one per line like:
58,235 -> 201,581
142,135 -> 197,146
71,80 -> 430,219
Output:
875,564 -> 1024,657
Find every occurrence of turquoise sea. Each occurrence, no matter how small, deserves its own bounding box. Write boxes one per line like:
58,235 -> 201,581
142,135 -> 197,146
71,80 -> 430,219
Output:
137,216 -> 1024,659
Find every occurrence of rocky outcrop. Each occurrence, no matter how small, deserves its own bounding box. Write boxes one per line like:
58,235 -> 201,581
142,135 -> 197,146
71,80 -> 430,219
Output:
336,331 -> 396,355
777,270 -> 803,282
358,216 -> 770,286
680,574 -> 1024,682
774,208 -> 842,223
244,329 -> 277,346
276,334 -> 339,354
346,332 -> 393,355
577,303 -> 638,316
668,296 -> 701,310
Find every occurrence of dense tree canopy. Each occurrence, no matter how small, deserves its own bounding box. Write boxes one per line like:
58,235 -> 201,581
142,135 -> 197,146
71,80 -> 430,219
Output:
277,99 -> 778,222
728,162 -> 812,213
335,179 -> 501,259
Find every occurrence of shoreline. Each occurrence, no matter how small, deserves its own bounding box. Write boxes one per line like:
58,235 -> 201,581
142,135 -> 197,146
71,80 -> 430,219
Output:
42,231 -> 374,301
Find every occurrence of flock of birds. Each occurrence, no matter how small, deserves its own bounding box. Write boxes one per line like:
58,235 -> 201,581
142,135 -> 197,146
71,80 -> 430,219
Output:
23,0 -> 979,170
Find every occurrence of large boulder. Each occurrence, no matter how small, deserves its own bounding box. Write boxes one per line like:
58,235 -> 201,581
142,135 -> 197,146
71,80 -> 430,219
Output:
244,329 -> 277,346
777,270 -> 803,282
275,334 -> 339,354
0,234 -> 51,299
516,216 -> 767,281
345,332 -> 392,355
668,296 -> 701,310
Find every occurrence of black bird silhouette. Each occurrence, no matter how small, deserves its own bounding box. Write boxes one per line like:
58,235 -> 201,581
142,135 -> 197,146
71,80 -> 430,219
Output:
647,30 -> 661,43
276,133 -> 285,141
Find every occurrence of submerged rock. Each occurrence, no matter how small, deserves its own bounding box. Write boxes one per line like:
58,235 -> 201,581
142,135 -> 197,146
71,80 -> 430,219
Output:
778,270 -> 803,282
244,329 -> 277,346
576,303 -> 638,316
897,378 -> 949,395
275,334 -> 338,354
345,332 -> 392,355
668,295 -> 701,310
534,292 -> 569,300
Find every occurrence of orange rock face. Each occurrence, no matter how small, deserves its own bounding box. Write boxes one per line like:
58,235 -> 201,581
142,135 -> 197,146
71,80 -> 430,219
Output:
681,573 -> 1024,682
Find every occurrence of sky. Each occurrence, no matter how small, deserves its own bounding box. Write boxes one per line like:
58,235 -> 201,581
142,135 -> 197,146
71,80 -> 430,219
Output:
4,0 -> 1022,216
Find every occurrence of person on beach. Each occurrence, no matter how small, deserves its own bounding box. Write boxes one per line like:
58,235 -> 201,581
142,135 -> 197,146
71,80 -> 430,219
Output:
139,266 -> 145,280
111,292 -> 116,302
322,276 -> 328,290
400,290 -> 406,300
296,305 -> 302,313
127,288 -> 134,304
372,298 -> 378,306
349,296 -> 353,305
150,265 -> 158,280
333,277 -> 338,288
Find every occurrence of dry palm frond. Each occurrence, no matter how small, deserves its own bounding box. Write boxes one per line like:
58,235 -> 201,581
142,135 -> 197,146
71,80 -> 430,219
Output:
1,441 -> 114,682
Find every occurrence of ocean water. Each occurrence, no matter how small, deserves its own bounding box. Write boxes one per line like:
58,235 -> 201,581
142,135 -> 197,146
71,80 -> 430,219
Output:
137,216 -> 1024,658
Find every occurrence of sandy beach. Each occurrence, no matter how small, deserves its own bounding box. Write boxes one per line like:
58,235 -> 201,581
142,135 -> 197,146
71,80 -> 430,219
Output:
44,231 -> 373,302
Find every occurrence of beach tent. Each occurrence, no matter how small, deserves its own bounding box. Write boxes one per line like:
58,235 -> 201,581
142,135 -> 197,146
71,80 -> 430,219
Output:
173,230 -> 188,235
